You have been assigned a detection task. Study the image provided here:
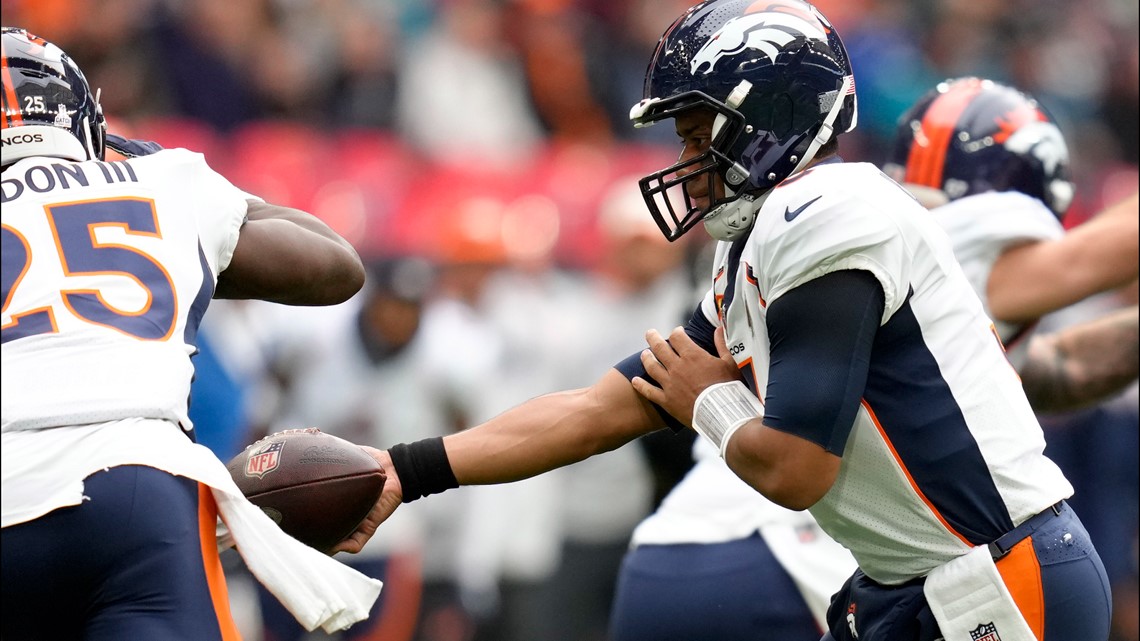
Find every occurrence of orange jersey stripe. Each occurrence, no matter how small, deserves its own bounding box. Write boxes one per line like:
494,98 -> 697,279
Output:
861,400 -> 974,547
905,80 -> 985,189
197,484 -> 242,641
995,537 -> 1045,639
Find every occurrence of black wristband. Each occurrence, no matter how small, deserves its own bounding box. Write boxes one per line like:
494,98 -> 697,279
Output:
388,437 -> 459,503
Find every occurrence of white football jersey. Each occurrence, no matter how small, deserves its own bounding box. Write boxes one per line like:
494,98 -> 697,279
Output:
693,161 -> 1071,585
931,191 -> 1064,369
2,150 -> 249,432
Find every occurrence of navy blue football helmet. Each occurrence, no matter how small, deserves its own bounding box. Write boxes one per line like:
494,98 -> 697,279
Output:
883,77 -> 1074,220
630,0 -> 857,241
1,27 -> 105,167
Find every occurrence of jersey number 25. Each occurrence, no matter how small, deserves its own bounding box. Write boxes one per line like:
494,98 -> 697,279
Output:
2,198 -> 177,344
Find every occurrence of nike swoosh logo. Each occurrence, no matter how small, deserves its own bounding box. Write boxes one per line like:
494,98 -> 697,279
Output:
784,195 -> 823,222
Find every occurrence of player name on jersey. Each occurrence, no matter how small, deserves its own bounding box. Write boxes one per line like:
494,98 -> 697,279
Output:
2,159 -> 139,203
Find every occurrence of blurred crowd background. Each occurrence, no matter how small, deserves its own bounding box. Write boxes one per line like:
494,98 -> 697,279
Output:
4,0 -> 1136,640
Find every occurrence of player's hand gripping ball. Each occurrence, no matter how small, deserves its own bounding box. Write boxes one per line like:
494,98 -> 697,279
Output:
227,428 -> 387,553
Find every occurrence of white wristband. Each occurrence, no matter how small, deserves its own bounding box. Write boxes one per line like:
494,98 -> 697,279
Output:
692,381 -> 764,459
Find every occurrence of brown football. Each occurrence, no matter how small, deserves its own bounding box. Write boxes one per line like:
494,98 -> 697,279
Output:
226,428 -> 386,553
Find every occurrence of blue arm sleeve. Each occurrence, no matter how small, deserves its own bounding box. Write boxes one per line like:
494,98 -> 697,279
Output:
105,133 -> 164,158
763,269 -> 883,455
613,304 -> 717,432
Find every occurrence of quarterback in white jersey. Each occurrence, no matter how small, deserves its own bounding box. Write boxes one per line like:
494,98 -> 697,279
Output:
362,3 -> 1112,641
1,27 -> 379,641
618,78 -> 1138,639
675,160 -> 1072,581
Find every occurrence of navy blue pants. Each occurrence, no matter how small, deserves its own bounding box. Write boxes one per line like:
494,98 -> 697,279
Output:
1,465 -> 238,641
609,533 -> 822,641
823,502 -> 1112,641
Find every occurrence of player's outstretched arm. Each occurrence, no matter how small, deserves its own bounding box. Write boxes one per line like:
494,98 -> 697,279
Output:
987,191 -> 1139,323
362,368 -> 666,526
216,200 -> 365,306
448,368 -> 665,484
1020,303 -> 1139,413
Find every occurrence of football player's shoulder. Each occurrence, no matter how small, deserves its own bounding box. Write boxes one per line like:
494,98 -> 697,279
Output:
752,162 -> 900,248
126,147 -> 211,175
932,191 -> 1063,246
131,148 -> 255,210
749,162 -> 911,314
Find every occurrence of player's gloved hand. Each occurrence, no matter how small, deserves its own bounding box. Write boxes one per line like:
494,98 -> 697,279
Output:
105,133 -> 164,158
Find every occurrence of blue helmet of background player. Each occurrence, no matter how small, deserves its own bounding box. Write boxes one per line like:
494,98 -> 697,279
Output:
883,77 -> 1075,220
1,27 -> 106,167
630,0 -> 858,242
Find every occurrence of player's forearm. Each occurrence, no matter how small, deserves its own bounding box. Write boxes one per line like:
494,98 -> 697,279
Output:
988,194 -> 1139,323
723,420 -> 840,511
1053,198 -> 1139,298
446,381 -> 659,486
1021,305 -> 1139,412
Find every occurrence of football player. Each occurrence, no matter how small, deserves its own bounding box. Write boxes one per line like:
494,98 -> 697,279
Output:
365,2 -> 1112,640
608,77 -> 1139,641
884,77 -> 1138,412
1,27 -> 380,640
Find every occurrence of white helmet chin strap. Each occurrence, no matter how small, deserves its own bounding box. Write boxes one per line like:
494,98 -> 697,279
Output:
703,75 -> 853,242
789,74 -> 852,177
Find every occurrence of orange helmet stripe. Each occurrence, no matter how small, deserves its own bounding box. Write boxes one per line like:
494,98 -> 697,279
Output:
1,35 -> 24,129
905,79 -> 985,189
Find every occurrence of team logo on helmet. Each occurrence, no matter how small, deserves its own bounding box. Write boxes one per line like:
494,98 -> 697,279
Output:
1003,121 -> 1067,177
690,2 -> 831,75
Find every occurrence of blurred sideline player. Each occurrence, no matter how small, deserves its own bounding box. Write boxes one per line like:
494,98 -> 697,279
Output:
250,257 -> 440,641
608,76 -> 1139,641
1,27 -> 380,640
883,77 -> 1138,412
362,1 -> 1112,640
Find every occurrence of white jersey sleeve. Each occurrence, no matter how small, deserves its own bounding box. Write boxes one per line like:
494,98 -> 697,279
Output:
751,163 -> 926,324
1,149 -> 250,432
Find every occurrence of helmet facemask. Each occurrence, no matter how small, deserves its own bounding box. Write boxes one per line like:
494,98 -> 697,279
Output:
630,0 -> 858,243
632,91 -> 749,242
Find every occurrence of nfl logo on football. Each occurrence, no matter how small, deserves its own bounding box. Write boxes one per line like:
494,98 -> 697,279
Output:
245,441 -> 284,478
970,622 -> 1002,641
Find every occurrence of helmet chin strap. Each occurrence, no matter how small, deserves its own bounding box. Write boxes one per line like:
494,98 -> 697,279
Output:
703,75 -> 852,242
789,74 -> 852,177
81,116 -> 96,160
